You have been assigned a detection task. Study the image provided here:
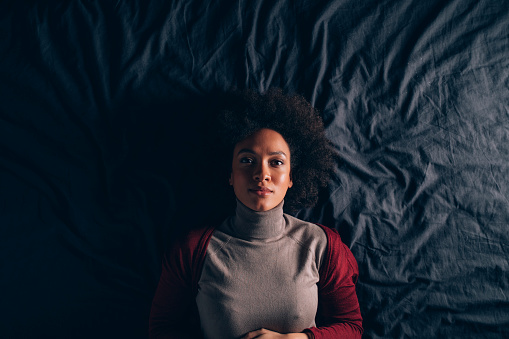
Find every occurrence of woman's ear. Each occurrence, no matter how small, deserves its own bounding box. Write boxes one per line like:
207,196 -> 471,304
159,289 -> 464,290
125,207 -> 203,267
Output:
229,172 -> 233,186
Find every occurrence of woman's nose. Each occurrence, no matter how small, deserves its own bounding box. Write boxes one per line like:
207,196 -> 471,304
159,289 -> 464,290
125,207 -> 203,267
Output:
253,163 -> 270,181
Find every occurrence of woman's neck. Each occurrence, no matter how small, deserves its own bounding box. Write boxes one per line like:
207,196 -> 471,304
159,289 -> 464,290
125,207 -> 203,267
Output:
231,200 -> 285,240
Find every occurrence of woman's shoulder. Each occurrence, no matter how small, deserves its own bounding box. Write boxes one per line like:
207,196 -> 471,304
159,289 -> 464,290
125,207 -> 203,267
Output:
283,214 -> 328,267
284,214 -> 328,242
284,214 -> 358,275
311,224 -> 360,281
173,225 -> 216,251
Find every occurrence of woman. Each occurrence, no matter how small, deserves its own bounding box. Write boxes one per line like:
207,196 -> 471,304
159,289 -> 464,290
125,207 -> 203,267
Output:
149,89 -> 362,339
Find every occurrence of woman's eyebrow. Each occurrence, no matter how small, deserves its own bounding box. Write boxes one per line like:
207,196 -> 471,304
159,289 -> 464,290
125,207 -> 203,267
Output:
268,151 -> 287,157
237,148 -> 287,157
237,148 -> 256,155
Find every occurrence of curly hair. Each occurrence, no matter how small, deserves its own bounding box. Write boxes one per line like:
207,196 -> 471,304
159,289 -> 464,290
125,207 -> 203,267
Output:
213,88 -> 336,212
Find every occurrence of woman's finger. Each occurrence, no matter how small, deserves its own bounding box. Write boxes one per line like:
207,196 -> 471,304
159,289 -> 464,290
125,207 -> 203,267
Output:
242,328 -> 269,338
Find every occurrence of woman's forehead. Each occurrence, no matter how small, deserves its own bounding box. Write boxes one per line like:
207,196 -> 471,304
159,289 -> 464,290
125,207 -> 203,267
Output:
233,129 -> 291,155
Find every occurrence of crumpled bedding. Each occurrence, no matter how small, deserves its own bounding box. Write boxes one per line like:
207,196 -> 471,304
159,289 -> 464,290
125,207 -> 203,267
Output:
1,1 -> 508,338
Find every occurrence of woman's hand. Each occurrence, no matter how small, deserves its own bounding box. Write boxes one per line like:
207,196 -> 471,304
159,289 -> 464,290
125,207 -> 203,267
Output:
241,328 -> 310,339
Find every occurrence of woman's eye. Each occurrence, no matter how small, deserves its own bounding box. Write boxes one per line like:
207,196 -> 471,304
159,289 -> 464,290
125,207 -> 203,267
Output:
240,158 -> 254,164
272,160 -> 284,166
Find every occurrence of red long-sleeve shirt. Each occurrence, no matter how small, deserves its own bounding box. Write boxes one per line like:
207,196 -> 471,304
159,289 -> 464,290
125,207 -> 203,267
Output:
149,224 -> 362,339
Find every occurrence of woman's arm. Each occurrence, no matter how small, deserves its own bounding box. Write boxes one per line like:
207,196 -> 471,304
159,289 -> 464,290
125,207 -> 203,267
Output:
149,244 -> 202,338
304,226 -> 363,339
149,227 -> 213,339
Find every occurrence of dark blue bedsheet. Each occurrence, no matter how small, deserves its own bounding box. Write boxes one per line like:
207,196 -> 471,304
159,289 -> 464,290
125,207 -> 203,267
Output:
1,1 -> 508,338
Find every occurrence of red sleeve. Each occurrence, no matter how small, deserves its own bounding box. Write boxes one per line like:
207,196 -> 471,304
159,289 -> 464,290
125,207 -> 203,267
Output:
149,227 -> 214,339
304,226 -> 363,339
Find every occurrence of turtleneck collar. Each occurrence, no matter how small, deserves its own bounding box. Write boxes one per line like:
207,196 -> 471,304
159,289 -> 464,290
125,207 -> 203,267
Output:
230,199 -> 286,240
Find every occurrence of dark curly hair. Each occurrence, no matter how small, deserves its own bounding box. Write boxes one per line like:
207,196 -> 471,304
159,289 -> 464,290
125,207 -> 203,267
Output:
213,88 -> 336,212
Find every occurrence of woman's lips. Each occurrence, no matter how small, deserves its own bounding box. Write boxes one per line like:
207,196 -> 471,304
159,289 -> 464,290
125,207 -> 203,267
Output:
249,188 -> 273,196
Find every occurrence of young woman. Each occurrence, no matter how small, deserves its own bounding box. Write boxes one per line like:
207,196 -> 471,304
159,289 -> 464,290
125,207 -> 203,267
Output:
149,89 -> 362,339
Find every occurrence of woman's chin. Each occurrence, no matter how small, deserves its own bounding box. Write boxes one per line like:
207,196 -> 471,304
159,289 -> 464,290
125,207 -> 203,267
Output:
242,198 -> 282,212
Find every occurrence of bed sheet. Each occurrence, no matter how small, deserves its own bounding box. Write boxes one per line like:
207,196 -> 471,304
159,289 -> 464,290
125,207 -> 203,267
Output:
1,1 -> 508,338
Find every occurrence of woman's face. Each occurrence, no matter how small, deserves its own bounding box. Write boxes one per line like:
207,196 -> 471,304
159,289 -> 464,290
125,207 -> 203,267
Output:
230,128 -> 293,212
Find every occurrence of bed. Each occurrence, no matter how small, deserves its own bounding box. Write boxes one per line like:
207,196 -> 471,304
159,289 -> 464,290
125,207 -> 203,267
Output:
1,0 -> 508,338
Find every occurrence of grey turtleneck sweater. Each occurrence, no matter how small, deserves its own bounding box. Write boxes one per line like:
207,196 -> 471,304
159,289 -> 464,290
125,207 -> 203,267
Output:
195,200 -> 328,339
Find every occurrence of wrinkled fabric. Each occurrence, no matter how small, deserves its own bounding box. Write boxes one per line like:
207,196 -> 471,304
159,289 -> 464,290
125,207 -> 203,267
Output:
1,0 -> 508,338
